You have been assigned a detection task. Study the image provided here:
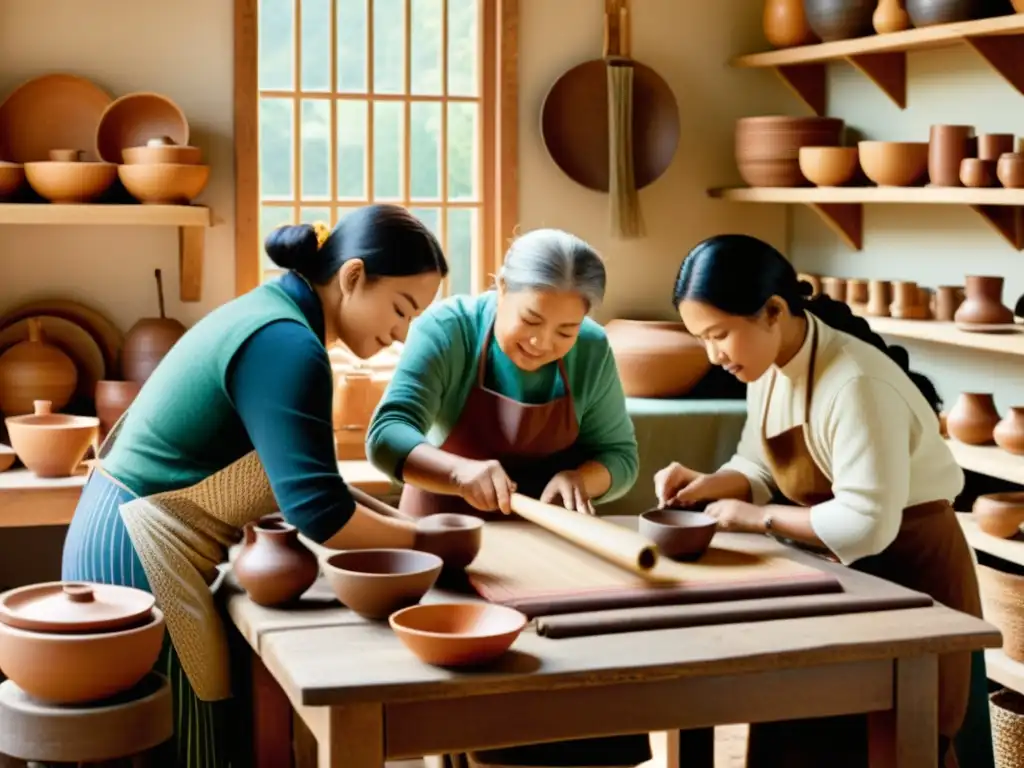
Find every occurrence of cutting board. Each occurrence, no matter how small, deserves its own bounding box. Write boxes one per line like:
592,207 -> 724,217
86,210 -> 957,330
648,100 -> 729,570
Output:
467,520 -> 841,617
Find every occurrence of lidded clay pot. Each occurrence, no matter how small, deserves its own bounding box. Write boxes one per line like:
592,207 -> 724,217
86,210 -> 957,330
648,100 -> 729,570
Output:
0,581 -> 164,704
603,320 -> 710,398
414,513 -> 484,571
763,0 -> 817,48
954,275 -> 1013,327
94,379 -> 142,438
233,516 -> 319,607
973,493 -> 1024,539
0,317 -> 78,416
946,392 -> 1000,445
995,407 -> 1024,456
4,400 -> 99,478
122,269 -> 186,384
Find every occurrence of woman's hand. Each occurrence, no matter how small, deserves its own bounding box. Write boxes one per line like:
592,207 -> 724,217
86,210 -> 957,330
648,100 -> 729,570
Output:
452,458 -> 517,514
653,462 -> 717,507
541,470 -> 596,515
704,500 -> 768,534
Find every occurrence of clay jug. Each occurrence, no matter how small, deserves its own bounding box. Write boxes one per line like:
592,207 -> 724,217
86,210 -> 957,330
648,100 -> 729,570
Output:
953,275 -> 1013,326
974,493 -> 1024,539
995,407 -> 1024,456
122,269 -> 187,384
603,320 -> 710,398
873,0 -> 910,32
763,0 -> 816,47
946,392 -> 1000,445
233,517 -> 319,607
0,318 -> 78,416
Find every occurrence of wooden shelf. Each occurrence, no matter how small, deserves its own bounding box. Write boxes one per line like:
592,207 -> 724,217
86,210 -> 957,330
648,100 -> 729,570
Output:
866,317 -> 1024,356
946,440 -> 1024,485
707,187 -> 1024,250
958,511 -> 1024,567
0,204 -> 213,303
732,14 -> 1024,114
986,648 -> 1024,695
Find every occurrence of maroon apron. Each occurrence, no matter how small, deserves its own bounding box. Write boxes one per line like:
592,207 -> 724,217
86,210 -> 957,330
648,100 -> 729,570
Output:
745,321 -> 982,768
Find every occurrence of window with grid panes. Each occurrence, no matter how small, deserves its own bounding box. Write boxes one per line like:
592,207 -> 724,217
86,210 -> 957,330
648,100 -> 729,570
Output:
256,0 -> 486,296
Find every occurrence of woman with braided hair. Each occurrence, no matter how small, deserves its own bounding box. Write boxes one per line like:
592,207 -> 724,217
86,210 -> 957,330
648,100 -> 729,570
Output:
654,234 -> 990,767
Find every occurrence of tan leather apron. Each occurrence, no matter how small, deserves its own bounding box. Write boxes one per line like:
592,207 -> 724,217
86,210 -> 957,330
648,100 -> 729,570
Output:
91,415 -> 280,702
745,322 -> 982,768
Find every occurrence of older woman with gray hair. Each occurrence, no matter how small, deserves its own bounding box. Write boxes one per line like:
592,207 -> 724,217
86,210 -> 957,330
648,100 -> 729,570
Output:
367,227 -> 639,518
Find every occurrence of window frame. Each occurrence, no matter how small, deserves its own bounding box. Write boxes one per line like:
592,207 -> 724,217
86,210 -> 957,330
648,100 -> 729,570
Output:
233,0 -> 519,297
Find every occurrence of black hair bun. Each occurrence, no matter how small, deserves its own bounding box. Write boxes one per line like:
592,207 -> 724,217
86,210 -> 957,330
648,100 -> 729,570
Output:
264,224 -> 319,272
797,279 -> 814,298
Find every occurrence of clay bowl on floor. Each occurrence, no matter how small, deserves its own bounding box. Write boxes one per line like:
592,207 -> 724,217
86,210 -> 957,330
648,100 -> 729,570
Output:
639,508 -> 717,560
974,493 -> 1024,539
117,163 -> 210,204
798,147 -> 859,186
322,549 -> 442,620
0,444 -> 14,472
5,400 -> 99,478
389,602 -> 527,667
414,514 -> 484,571
0,162 -> 25,200
858,141 -> 929,187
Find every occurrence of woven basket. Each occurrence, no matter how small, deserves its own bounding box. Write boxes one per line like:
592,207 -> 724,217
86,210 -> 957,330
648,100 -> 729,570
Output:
978,563 -> 1024,662
992,689 -> 1024,768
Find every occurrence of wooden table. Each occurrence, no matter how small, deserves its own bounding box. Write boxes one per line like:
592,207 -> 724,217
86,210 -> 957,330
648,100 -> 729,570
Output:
228,530 -> 1001,768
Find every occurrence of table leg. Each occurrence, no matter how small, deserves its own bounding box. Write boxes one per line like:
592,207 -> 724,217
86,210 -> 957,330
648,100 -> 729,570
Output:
675,728 -> 711,768
252,652 -> 294,768
868,655 -> 939,768
319,704 -> 385,768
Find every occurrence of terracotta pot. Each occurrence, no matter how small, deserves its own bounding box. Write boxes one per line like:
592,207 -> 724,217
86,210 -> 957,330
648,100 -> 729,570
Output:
233,517 -> 319,607
389,602 -> 527,667
735,116 -> 845,187
94,380 -> 142,437
639,509 -> 717,560
954,275 -> 1013,326
603,320 -> 711,398
866,280 -> 891,317
5,400 -> 99,478
933,285 -> 964,321
979,133 -> 1015,161
874,0 -> 911,31
997,153 -> 1024,188
928,125 -> 974,187
859,141 -> 929,186
846,278 -> 869,312
821,276 -> 847,302
764,0 -> 818,47
122,269 -> 186,384
960,158 -> 997,188
798,146 -> 860,187
414,513 -> 484,571
802,0 -> 876,40
0,317 -> 78,416
890,281 -> 928,319
995,407 -> 1024,456
322,549 -> 442,620
946,392 -> 1000,445
0,581 -> 164,704
906,0 -> 981,26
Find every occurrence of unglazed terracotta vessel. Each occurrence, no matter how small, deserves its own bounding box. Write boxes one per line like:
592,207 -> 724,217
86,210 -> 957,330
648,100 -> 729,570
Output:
23,149 -> 117,204
859,141 -> 929,186
322,549 -> 442,620
389,602 -> 527,667
928,125 -> 974,187
0,581 -> 164,704
233,517 -> 319,607
122,270 -> 186,384
997,153 -> 1024,188
866,280 -> 891,317
94,379 -> 142,437
960,158 -> 997,188
946,392 -> 1000,445
873,0 -> 910,32
764,0 -> 817,47
995,407 -> 1024,456
639,509 -> 717,561
603,320 -> 710,398
979,134 -> 1015,162
5,400 -> 98,478
974,493 -> 1024,539
890,281 -> 928,319
846,278 -> 869,313
954,275 -> 1013,327
414,513 -> 484,571
0,317 -> 78,416
933,286 -> 964,321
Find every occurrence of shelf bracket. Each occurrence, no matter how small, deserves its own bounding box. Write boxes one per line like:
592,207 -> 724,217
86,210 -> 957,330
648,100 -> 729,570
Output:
179,226 -> 205,302
845,51 -> 907,109
773,64 -> 827,115
806,203 -> 863,250
970,205 -> 1024,250
963,34 -> 1024,97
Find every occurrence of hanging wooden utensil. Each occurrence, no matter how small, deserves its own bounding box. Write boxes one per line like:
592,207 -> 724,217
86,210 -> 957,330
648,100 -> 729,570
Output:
606,0 -> 643,238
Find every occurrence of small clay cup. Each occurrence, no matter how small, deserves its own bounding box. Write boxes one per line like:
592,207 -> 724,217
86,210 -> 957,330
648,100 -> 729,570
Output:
960,158 -> 997,188
995,407 -> 1024,456
866,280 -> 891,317
846,278 -> 869,311
639,508 -> 717,561
389,602 -> 527,667
933,286 -> 964,322
414,513 -> 484,571
928,125 -> 974,187
946,392 -> 1000,445
979,134 -> 1015,162
890,281 -> 927,319
322,549 -> 442,620
997,153 -> 1024,188
973,492 -> 1024,539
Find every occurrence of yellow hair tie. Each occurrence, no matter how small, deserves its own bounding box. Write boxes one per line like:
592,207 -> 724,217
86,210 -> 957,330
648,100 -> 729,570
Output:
311,221 -> 331,249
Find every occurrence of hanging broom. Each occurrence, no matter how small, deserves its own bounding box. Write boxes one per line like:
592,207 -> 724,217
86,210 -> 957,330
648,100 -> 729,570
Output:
606,1 -> 644,239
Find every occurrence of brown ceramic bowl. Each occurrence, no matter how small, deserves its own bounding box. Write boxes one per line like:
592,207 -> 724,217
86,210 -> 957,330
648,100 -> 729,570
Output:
414,514 -> 484,571
5,400 -> 98,478
0,162 -> 25,199
798,147 -> 859,187
960,158 -> 997,188
0,607 -> 165,704
997,153 -> 1024,189
118,163 -> 210,205
639,508 -> 717,561
122,136 -> 202,165
95,93 -> 189,164
0,444 -> 14,472
858,141 -> 929,187
23,160 -> 117,203
973,493 -> 1024,539
322,549 -> 442,620
389,602 -> 527,667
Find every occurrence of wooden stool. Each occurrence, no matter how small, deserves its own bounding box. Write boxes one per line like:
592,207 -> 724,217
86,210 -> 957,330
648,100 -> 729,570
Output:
0,673 -> 172,766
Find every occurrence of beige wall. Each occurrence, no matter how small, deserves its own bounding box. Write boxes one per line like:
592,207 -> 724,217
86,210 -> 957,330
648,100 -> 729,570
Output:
789,48 -> 1024,412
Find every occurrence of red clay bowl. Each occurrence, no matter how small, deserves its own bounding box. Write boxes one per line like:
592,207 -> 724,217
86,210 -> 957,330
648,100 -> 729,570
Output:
389,602 -> 527,667
322,549 -> 442,620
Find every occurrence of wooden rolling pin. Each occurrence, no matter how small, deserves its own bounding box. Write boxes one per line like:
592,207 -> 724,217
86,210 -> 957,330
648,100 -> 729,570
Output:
510,493 -> 659,574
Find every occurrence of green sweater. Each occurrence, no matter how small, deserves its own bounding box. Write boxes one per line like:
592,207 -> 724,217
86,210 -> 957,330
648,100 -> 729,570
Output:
366,291 -> 639,503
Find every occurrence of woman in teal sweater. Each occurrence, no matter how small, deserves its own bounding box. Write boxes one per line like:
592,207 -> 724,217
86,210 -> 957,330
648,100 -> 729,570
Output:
367,228 -> 646,766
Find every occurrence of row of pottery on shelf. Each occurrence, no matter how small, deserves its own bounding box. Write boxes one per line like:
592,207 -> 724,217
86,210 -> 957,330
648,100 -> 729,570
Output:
763,0 -> 1021,48
946,392 -> 1024,453
329,343 -> 400,460
233,514 -> 526,667
0,74 -> 210,205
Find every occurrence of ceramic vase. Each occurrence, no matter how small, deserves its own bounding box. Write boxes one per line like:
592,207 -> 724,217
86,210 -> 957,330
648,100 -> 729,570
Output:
995,407 -> 1024,456
233,517 -> 319,607
946,392 -> 1000,445
764,0 -> 817,47
873,0 -> 910,32
953,275 -> 1013,326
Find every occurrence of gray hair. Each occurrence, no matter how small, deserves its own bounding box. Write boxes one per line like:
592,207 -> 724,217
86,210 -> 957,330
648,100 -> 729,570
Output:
497,228 -> 607,311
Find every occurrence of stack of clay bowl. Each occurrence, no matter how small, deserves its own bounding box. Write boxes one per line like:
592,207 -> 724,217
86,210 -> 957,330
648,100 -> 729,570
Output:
735,116 -> 844,187
0,581 -> 164,704
96,92 -> 209,204
24,148 -> 117,204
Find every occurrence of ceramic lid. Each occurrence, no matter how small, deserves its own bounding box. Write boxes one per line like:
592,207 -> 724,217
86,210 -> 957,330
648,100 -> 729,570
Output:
0,581 -> 155,633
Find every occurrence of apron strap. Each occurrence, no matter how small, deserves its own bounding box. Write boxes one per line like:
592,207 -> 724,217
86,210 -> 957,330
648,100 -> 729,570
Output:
476,324 -> 573,396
